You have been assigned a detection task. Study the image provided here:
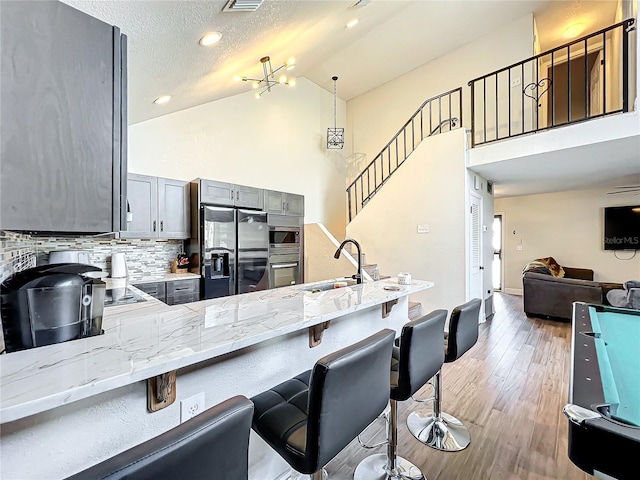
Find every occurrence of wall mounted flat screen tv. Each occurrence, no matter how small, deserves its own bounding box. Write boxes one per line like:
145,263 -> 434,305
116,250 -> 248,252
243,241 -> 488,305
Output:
604,205 -> 640,250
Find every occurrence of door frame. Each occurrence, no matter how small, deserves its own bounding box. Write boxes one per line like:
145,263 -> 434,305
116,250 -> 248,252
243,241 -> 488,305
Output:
468,190 -> 484,309
493,211 -> 505,293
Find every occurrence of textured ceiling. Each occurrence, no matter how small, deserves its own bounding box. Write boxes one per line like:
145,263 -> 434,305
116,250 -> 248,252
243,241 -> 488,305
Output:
62,0 -> 618,125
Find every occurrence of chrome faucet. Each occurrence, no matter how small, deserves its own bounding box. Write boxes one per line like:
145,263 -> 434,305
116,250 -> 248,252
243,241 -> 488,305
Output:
334,238 -> 363,284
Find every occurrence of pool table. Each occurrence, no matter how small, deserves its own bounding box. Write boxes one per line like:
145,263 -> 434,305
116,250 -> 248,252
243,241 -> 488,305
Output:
564,303 -> 640,480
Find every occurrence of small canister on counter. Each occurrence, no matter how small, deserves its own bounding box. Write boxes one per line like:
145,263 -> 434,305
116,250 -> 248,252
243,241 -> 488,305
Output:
397,272 -> 412,285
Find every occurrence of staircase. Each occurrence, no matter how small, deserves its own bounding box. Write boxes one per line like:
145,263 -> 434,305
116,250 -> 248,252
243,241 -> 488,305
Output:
347,87 -> 462,222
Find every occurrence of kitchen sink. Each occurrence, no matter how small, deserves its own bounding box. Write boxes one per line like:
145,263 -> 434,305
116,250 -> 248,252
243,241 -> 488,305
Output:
300,278 -> 358,292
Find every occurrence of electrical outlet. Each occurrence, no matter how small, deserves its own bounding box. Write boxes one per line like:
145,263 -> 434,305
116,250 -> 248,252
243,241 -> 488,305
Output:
417,224 -> 429,234
511,77 -> 521,87
516,245 -> 523,251
180,392 -> 205,423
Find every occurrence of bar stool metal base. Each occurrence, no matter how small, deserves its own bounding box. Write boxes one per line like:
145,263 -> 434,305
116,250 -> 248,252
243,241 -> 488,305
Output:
406,411 -> 470,452
353,453 -> 425,480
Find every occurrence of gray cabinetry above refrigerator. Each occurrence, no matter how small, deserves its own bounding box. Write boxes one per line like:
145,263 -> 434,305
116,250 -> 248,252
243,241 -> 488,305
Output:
264,190 -> 304,216
0,0 -> 127,234
123,174 -> 189,239
199,179 -> 264,210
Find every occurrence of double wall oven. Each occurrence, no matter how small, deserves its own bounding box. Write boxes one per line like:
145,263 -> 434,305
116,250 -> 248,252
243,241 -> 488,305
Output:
268,217 -> 303,288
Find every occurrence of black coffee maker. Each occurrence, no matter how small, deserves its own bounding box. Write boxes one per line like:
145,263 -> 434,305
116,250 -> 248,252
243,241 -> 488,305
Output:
0,263 -> 106,353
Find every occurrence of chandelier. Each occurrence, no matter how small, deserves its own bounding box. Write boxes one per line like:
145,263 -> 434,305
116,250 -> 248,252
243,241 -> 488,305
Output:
327,76 -> 344,149
235,56 -> 296,99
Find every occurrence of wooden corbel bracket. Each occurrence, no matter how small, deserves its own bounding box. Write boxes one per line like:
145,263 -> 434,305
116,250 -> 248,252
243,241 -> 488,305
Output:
147,370 -> 177,412
309,321 -> 331,348
382,299 -> 399,318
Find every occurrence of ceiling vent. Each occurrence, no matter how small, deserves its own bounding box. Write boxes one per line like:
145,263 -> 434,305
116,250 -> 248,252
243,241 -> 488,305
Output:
352,0 -> 373,7
223,0 -> 265,12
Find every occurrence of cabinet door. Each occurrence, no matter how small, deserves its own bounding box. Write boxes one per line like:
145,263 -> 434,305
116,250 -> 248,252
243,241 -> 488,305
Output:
284,194 -> 304,216
264,190 -> 284,214
133,282 -> 166,301
0,1 -> 117,233
200,179 -> 234,206
235,185 -> 264,210
123,174 -> 157,238
158,178 -> 189,239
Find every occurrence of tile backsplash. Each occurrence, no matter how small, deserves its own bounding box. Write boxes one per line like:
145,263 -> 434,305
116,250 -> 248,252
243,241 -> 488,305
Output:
0,231 -> 185,283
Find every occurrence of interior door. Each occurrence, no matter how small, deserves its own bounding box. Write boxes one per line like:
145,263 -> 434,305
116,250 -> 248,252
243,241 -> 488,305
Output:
469,192 -> 483,303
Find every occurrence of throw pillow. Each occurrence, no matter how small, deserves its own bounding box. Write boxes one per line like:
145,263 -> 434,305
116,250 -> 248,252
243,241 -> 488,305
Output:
522,261 -> 552,275
536,257 -> 565,278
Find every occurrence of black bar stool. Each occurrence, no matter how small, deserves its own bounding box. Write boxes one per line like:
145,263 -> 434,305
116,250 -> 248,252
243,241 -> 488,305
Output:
251,329 -> 396,480
354,309 -> 447,480
407,298 -> 482,452
66,395 -> 254,480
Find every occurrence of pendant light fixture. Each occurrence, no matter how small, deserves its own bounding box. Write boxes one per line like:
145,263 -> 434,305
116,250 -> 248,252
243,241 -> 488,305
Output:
327,76 -> 344,149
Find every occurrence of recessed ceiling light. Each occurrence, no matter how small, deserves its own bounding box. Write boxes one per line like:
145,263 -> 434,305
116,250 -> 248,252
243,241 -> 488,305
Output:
199,31 -> 223,46
346,18 -> 359,29
153,95 -> 172,105
563,23 -> 585,39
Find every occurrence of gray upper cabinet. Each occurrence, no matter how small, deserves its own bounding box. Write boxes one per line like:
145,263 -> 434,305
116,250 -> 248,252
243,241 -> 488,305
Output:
158,178 -> 190,239
124,174 -> 157,238
235,185 -> 264,210
0,1 -> 127,234
200,179 -> 235,207
284,193 -> 304,216
198,179 -> 263,210
123,175 -> 189,239
264,190 -> 304,216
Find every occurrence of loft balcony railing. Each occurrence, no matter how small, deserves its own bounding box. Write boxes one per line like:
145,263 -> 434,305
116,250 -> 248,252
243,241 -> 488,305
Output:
468,19 -> 636,147
346,87 -> 462,222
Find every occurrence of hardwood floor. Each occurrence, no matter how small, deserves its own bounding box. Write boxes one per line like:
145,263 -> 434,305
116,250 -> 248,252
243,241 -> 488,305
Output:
325,293 -> 590,480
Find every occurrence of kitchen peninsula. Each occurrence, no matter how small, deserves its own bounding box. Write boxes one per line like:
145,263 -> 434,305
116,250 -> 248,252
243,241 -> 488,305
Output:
0,278 -> 433,479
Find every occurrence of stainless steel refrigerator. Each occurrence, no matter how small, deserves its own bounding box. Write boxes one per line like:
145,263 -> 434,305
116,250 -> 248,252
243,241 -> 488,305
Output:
200,206 -> 269,299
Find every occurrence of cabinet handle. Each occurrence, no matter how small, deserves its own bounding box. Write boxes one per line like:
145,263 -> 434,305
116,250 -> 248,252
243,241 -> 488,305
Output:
153,220 -> 157,232
160,220 -> 164,232
236,191 -> 240,200
230,190 -> 233,200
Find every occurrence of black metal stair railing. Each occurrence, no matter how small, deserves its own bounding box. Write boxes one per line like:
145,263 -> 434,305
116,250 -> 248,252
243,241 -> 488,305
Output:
346,87 -> 462,222
468,19 -> 635,147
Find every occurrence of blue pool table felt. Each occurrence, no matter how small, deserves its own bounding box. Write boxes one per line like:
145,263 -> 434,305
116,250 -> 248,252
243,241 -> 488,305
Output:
589,307 -> 640,426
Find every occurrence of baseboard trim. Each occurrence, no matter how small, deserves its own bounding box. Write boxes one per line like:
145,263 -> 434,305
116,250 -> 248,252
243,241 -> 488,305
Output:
505,288 -> 523,296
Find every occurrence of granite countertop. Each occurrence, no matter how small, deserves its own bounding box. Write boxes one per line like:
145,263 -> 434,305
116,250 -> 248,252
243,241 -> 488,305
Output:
0,278 -> 433,424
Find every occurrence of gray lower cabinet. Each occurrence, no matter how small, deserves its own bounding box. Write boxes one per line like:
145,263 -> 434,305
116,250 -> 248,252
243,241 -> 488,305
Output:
123,174 -> 189,239
198,179 -> 264,210
133,281 -> 166,301
264,190 -> 304,216
165,279 -> 200,305
134,279 -> 199,305
0,0 -> 127,234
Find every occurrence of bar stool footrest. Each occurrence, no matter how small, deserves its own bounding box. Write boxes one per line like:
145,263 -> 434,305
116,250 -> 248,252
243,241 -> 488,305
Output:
406,411 -> 470,452
354,453 -> 425,480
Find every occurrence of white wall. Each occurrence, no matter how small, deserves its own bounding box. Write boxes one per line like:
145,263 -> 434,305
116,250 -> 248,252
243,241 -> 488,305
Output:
495,187 -> 640,294
347,129 -> 468,315
346,13 -> 534,177
128,78 -> 348,236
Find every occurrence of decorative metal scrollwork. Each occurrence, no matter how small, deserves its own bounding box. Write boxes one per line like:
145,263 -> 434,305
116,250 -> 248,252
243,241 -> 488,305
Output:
523,78 -> 552,108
